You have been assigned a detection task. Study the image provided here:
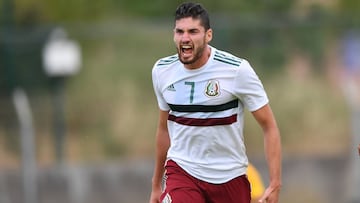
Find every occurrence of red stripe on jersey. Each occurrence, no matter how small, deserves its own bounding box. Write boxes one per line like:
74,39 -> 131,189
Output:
168,114 -> 237,126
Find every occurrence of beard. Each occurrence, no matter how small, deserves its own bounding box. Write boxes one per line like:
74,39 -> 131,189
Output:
177,40 -> 206,65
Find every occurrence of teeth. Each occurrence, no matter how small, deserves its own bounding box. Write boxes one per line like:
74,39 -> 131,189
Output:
181,45 -> 192,49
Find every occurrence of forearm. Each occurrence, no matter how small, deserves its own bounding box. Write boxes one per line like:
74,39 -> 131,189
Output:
151,151 -> 168,189
151,130 -> 170,188
263,126 -> 282,188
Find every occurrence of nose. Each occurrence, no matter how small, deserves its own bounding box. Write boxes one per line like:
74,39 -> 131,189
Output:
181,32 -> 191,42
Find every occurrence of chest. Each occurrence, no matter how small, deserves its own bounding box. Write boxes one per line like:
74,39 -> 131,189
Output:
162,72 -> 236,105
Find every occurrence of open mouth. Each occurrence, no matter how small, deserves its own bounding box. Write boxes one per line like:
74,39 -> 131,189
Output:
181,45 -> 193,56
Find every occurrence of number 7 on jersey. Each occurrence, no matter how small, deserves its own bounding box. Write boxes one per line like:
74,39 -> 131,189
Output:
185,81 -> 195,104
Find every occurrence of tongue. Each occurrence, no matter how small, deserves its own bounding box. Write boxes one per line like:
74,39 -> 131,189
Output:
183,48 -> 192,54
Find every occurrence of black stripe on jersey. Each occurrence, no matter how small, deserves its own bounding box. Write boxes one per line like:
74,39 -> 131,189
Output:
214,51 -> 242,66
168,99 -> 238,112
157,55 -> 179,66
168,114 -> 237,126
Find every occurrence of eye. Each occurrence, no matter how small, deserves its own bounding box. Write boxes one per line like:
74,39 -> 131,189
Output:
175,29 -> 184,34
189,29 -> 199,34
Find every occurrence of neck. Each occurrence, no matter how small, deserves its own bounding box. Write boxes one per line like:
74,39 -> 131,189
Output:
185,45 -> 211,70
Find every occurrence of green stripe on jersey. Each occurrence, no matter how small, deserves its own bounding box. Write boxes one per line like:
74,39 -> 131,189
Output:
157,55 -> 179,66
168,99 -> 238,112
214,50 -> 242,66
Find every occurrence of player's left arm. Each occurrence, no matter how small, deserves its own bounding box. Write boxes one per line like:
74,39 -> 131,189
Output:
251,104 -> 282,203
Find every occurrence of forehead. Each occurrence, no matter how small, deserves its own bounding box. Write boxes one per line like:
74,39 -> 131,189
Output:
175,17 -> 204,30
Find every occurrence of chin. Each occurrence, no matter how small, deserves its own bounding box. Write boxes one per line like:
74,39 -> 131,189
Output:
180,55 -> 196,64
181,59 -> 194,65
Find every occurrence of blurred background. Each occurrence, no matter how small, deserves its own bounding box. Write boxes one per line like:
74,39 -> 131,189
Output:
1,0 -> 360,203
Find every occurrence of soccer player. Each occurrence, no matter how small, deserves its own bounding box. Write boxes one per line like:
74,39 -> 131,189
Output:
149,2 -> 281,203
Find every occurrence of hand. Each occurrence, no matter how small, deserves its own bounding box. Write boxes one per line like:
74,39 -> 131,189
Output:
258,184 -> 280,203
149,188 -> 162,203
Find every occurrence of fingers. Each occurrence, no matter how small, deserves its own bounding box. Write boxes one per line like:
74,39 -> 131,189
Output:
258,188 -> 271,203
258,186 -> 280,203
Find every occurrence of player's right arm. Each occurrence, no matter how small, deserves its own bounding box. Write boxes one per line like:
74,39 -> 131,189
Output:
149,110 -> 170,203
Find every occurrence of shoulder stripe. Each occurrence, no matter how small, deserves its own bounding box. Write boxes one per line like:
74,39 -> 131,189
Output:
157,55 -> 179,66
168,99 -> 238,112
214,57 -> 241,66
214,50 -> 242,67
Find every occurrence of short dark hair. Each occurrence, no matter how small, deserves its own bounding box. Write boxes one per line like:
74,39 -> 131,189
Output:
175,2 -> 211,31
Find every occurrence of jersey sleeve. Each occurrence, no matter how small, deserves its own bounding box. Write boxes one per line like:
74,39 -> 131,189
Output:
234,60 -> 269,112
152,63 -> 170,111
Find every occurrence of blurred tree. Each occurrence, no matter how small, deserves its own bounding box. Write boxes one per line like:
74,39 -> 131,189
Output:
0,0 -> 50,95
0,0 -> 16,94
338,0 -> 360,25
4,0 -> 294,20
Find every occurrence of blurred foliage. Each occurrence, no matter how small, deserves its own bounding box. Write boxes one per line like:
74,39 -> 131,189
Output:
338,0 -> 360,27
2,0 -> 359,91
0,0 -> 294,21
0,0 -> 357,161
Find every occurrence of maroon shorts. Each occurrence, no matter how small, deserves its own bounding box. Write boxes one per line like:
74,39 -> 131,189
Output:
160,160 -> 251,203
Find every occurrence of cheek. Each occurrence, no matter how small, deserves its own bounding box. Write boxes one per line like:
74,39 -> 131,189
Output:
173,36 -> 179,44
194,37 -> 206,46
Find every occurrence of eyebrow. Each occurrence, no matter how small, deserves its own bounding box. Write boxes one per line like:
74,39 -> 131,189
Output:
174,28 -> 200,32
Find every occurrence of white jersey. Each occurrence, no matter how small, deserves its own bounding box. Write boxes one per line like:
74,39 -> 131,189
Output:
152,46 -> 269,184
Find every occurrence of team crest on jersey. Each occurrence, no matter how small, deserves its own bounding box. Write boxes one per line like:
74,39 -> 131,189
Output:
205,80 -> 220,97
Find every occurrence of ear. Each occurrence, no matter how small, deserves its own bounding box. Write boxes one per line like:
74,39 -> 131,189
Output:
205,29 -> 213,43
